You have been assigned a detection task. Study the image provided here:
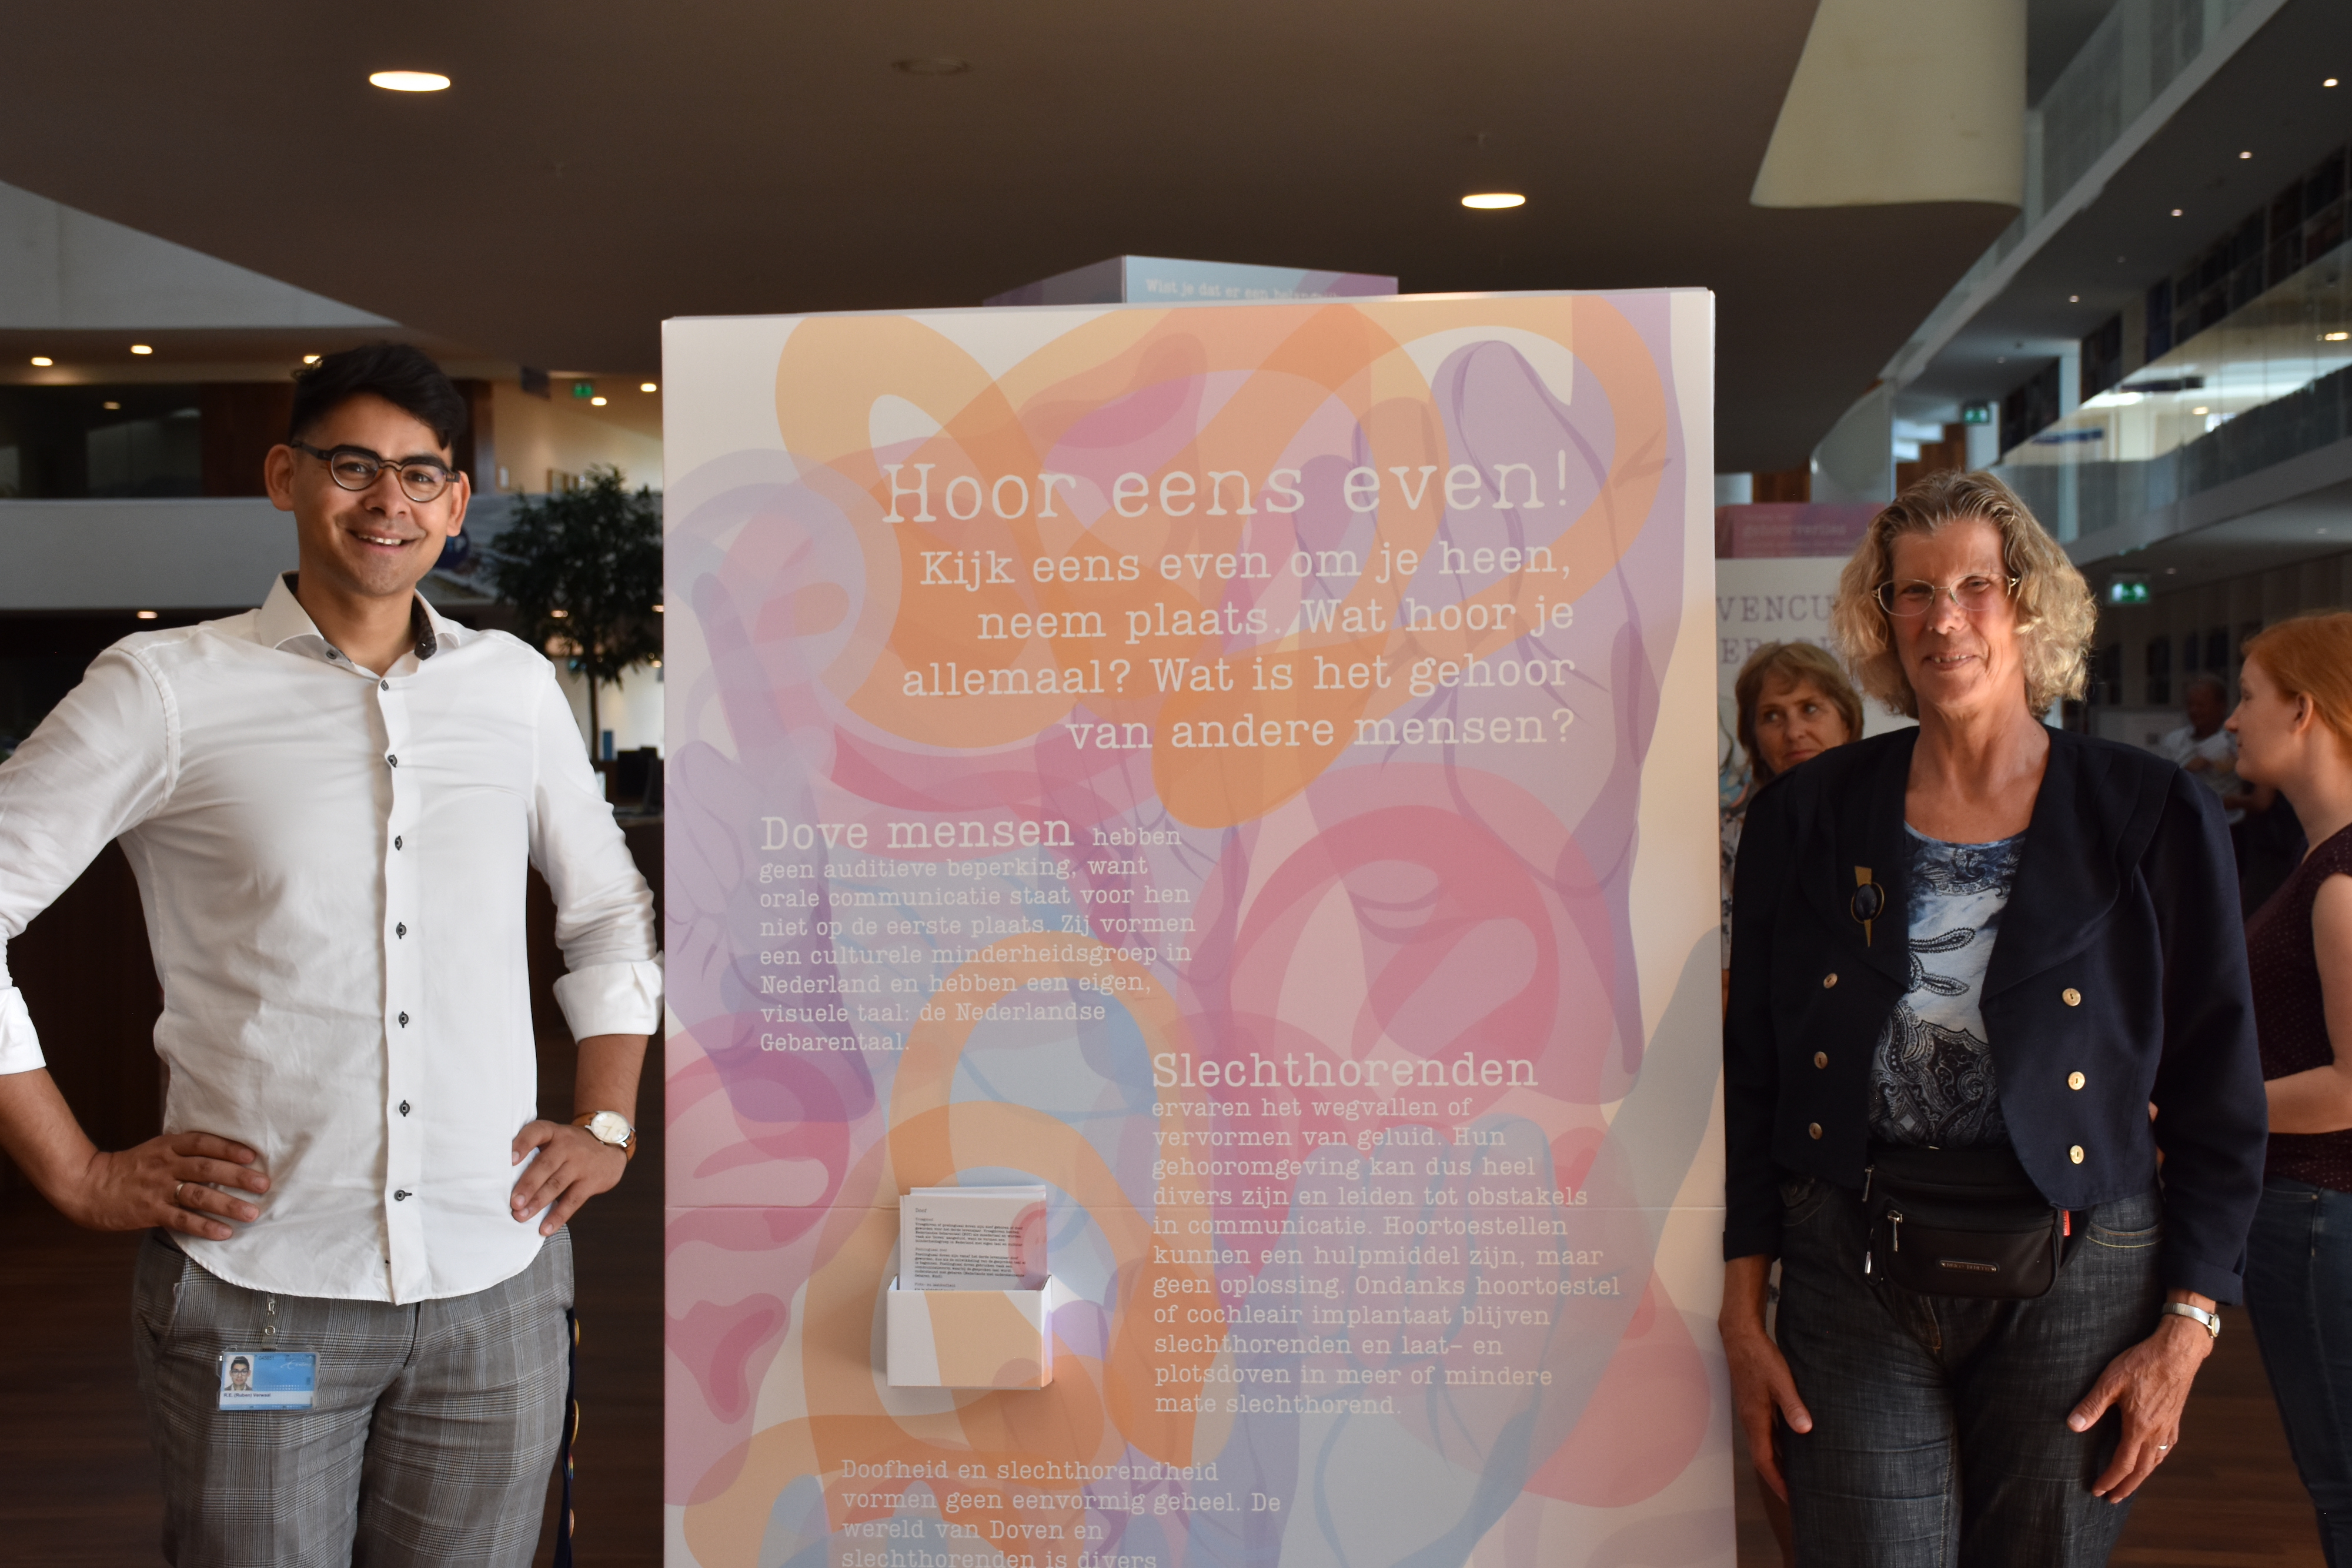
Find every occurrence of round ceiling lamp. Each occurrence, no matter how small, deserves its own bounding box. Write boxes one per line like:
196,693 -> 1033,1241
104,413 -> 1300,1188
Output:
369,71 -> 451,92
1462,193 -> 1526,210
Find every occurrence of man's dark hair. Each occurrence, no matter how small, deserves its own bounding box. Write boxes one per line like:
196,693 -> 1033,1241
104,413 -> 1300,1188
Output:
229,1356 -> 251,1370
289,342 -> 468,452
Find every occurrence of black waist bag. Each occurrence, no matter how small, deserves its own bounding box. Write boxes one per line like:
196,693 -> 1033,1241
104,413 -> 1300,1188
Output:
1861,1144 -> 2064,1300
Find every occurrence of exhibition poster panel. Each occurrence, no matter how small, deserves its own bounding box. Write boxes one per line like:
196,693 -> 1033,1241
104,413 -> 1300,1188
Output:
663,292 -> 1728,1567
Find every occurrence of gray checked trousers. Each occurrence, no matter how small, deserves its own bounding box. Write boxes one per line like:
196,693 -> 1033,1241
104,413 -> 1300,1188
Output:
131,1228 -> 573,1568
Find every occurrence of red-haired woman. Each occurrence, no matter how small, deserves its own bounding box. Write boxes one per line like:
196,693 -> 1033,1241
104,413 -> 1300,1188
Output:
2228,611 -> 2352,1564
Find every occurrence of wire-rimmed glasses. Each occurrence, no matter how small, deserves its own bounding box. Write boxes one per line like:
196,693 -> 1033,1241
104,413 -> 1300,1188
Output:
1874,574 -> 2019,617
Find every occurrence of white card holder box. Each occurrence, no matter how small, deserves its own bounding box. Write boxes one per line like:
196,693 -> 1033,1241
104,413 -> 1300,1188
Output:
885,1277 -> 1054,1389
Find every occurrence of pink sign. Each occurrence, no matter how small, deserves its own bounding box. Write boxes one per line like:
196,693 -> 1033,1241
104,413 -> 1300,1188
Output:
662,291 -> 1728,1567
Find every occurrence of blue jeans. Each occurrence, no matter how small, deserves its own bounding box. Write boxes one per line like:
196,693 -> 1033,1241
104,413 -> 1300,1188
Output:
2244,1179 -> 2352,1567
1773,1174 -> 2164,1567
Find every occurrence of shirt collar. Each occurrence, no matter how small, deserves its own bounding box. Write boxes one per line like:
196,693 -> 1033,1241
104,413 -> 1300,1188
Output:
256,572 -> 451,671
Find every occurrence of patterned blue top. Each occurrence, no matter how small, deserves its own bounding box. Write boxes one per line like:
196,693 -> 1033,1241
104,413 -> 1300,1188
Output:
1866,826 -> 2025,1148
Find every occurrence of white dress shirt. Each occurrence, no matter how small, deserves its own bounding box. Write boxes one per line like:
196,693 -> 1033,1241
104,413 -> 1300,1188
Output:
0,575 -> 660,1304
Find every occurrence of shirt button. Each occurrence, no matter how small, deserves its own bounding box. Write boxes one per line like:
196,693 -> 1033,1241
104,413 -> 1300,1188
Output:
2067,1071 -> 2086,1091
2069,1144 -> 2086,1164
379,678 -> 390,691
326,648 -> 340,661
393,835 -> 403,850
399,1101 -> 411,1116
386,754 -> 398,768
397,1011 -> 409,1027
1808,1122 -> 1823,1140
1813,1051 -> 1829,1069
2062,987 -> 2082,1007
393,1189 -> 410,1201
1822,973 -> 1838,988
396,922 -> 407,938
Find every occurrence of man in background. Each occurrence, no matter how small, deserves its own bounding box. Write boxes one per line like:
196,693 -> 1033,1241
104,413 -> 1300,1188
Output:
0,343 -> 659,1567
2160,673 -> 2245,822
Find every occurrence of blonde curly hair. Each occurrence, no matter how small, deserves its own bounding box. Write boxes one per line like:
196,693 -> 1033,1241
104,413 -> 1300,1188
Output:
1830,470 -> 2094,718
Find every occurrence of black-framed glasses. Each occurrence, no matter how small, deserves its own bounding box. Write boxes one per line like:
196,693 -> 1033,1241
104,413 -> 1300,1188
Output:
1875,574 -> 2019,617
290,440 -> 456,504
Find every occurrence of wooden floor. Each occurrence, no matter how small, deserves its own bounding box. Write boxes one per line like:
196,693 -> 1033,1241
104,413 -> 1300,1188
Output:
0,1033 -> 665,1567
1731,1305 -> 2327,1566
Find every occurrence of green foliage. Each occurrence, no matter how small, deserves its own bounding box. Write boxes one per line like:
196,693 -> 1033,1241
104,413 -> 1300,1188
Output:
485,466 -> 662,697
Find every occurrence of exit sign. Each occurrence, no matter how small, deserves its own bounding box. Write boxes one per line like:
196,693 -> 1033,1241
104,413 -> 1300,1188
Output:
572,380 -> 595,399
1961,403 -> 1993,425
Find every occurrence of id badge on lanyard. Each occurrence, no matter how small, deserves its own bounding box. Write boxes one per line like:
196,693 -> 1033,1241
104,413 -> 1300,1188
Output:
218,1351 -> 316,1410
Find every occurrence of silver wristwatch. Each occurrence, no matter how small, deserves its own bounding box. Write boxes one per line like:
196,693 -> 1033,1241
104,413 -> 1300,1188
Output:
573,1110 -> 637,1161
2158,1301 -> 2220,1339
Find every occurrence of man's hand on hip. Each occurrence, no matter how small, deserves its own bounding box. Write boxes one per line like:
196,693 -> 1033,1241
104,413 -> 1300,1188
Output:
510,1121 -> 626,1236
76,1132 -> 270,1241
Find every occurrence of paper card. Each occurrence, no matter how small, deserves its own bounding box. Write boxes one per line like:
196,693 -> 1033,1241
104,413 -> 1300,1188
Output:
218,1350 -> 316,1411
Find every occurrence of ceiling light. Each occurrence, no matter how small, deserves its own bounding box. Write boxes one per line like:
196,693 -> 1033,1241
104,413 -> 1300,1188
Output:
549,608 -> 570,619
2326,331 -> 2350,341
130,344 -> 152,355
640,382 -> 657,393
652,603 -> 664,613
2069,294 -> 2080,302
1461,193 -> 1526,210
2328,78 -> 2340,88
2192,406 -> 2209,415
302,354 -> 320,364
590,395 -> 607,406
369,71 -> 450,92
2171,208 -> 2184,216
103,400 -> 120,410
2240,151 -> 2253,160
135,610 -> 158,620
893,57 -> 970,75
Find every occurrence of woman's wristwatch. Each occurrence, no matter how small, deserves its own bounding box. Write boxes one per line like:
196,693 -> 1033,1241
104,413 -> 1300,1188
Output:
2159,1301 -> 2221,1339
573,1110 -> 638,1161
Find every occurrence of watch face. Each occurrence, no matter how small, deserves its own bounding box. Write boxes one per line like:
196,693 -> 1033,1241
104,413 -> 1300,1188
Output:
587,1111 -> 632,1147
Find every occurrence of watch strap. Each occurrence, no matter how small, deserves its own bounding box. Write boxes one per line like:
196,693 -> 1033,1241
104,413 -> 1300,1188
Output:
2158,1301 -> 2220,1338
572,1111 -> 638,1161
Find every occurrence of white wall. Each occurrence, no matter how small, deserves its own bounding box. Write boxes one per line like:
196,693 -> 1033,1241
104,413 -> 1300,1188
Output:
555,658 -> 663,757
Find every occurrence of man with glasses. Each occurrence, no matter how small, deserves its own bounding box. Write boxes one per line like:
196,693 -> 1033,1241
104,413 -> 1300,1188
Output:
0,342 -> 658,1566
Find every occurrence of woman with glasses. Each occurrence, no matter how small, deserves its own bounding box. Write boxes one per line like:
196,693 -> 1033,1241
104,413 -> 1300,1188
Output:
1719,470 -> 2266,1566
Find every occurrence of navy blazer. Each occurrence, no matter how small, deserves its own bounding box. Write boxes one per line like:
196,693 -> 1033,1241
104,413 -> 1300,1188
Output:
1723,725 -> 2267,1303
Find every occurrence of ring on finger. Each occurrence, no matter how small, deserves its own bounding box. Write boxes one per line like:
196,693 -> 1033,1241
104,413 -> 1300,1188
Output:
172,1181 -> 185,1204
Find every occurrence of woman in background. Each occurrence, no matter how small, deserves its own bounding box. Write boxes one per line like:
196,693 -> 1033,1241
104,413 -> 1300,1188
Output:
1723,641 -> 1865,994
2229,611 -> 2352,1565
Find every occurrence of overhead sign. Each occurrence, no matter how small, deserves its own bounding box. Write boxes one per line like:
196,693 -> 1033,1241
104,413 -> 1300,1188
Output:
662,290 -> 1727,1567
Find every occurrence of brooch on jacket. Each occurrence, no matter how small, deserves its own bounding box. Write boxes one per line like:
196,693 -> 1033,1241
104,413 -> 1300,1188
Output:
1852,867 -> 1885,945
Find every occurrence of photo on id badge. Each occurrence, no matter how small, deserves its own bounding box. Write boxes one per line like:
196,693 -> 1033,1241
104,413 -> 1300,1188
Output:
218,1350 -> 316,1410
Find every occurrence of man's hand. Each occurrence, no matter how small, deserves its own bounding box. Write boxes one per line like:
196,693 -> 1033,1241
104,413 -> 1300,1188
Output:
2068,1303 -> 2216,1501
509,1121 -> 626,1236
63,1131 -> 269,1242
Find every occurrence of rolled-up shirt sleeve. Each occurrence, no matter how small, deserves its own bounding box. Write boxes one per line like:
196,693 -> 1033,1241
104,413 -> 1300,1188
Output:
0,648 -> 175,1074
527,667 -> 661,1039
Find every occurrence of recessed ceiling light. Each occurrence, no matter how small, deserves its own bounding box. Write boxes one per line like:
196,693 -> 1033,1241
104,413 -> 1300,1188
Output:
2171,208 -> 2184,216
640,382 -> 657,393
369,71 -> 450,92
2193,406 -> 2209,414
2069,294 -> 2080,302
28,356 -> 51,366
590,395 -> 608,406
135,610 -> 158,620
103,400 -> 121,410
2327,78 -> 2340,88
549,608 -> 570,619
1462,193 -> 1526,209
2326,331 -> 2350,341
893,57 -> 970,75
130,344 -> 153,355
302,354 -> 320,365
652,603 -> 664,613
2240,151 -> 2254,160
